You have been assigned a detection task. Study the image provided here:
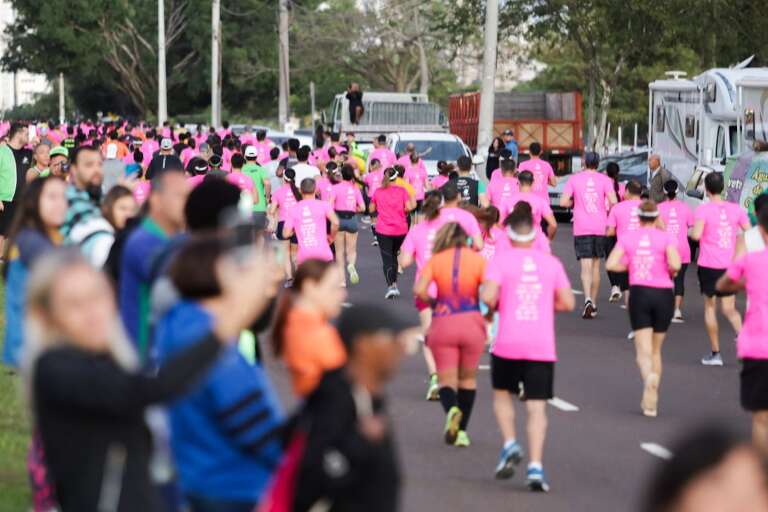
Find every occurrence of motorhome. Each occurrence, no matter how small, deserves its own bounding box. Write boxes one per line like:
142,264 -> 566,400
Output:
325,91 -> 446,143
648,63 -> 768,206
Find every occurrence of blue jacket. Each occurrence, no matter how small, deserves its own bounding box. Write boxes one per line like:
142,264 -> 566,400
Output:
155,300 -> 283,502
505,139 -> 519,160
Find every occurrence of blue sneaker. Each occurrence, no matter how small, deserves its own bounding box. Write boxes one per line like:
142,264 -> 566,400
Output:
526,466 -> 550,492
494,442 -> 523,479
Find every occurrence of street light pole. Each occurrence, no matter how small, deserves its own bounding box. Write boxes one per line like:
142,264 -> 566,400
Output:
58,72 -> 65,124
211,0 -> 222,128
278,0 -> 290,130
476,0 -> 498,161
157,0 -> 168,125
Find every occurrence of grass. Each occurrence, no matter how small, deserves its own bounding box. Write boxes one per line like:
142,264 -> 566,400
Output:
0,280 -> 32,510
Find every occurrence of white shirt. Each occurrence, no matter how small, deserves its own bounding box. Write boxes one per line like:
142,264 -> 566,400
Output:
292,162 -> 320,185
744,226 -> 766,253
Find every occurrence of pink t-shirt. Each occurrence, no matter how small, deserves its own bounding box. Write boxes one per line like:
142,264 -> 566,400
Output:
485,247 -> 570,361
405,165 -> 428,200
499,191 -> 553,226
372,186 -> 410,236
562,171 -> 615,236
364,170 -> 384,198
187,175 -> 205,188
332,181 -> 364,212
273,184 -> 299,222
488,175 -> 520,209
694,201 -> 750,269
227,171 -> 254,192
283,199 -> 333,264
658,200 -> 694,263
495,228 -> 551,254
518,158 -> 555,199
316,177 -> 334,203
133,181 -> 151,205
726,250 -> 768,359
435,207 -> 482,238
617,227 -> 676,288
431,175 -> 449,189
607,198 -> 642,240
368,148 -> 397,168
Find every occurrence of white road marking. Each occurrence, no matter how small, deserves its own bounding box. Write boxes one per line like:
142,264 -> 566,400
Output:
547,397 -> 580,412
572,289 -> 584,295
478,364 -> 490,370
342,302 -> 353,308
640,443 -> 673,460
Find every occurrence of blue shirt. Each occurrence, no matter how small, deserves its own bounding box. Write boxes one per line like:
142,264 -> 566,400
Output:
118,218 -> 169,359
155,300 -> 283,502
505,139 -> 519,160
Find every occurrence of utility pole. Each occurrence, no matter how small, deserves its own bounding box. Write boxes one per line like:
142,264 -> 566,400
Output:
157,0 -> 168,125
476,0 -> 498,161
58,72 -> 65,124
310,81 -> 316,125
278,0 -> 290,130
211,0 -> 222,128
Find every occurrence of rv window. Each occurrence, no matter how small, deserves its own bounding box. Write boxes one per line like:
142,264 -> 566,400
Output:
715,126 -> 725,159
685,115 -> 695,138
655,105 -> 665,133
729,125 -> 738,156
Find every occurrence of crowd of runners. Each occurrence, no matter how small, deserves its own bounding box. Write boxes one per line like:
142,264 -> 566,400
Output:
0,117 -> 767,511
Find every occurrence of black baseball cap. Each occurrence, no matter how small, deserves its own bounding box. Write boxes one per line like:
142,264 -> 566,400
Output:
335,303 -> 416,353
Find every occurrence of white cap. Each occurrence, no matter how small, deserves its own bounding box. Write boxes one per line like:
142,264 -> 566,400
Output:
106,143 -> 118,159
160,138 -> 173,150
244,146 -> 258,159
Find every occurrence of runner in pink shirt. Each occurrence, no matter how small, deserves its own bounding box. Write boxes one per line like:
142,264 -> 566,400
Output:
560,152 -> 618,319
517,143 -> 556,200
607,201 -> 681,417
657,180 -> 694,323
269,169 -> 302,280
316,163 -> 337,204
405,153 -> 428,206
133,180 -> 151,205
717,208 -> 768,449
367,135 -> 397,168
331,165 -> 365,287
371,168 -> 414,298
605,180 -> 643,306
481,202 -> 574,489
691,172 -> 751,366
227,153 -> 254,192
431,161 -> 453,189
499,171 -> 557,240
282,179 -> 339,265
435,182 -> 483,251
488,158 -> 519,208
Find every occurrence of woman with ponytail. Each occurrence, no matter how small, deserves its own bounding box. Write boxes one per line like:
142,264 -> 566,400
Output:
271,259 -> 347,397
269,168 -> 302,282
657,180 -> 694,323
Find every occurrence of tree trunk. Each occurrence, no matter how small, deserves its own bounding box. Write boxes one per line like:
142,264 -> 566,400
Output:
586,71 -> 596,149
595,78 -> 613,152
417,37 -> 429,95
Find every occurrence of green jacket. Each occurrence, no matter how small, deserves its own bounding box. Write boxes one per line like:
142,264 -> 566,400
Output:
0,144 -> 17,202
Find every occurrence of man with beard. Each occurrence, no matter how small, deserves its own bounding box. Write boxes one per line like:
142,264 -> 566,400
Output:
61,145 -> 116,267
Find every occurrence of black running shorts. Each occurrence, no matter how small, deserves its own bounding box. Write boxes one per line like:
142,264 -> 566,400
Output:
574,235 -> 607,260
628,285 -> 674,333
491,355 -> 554,400
698,266 -> 734,298
674,263 -> 689,297
741,359 -> 768,411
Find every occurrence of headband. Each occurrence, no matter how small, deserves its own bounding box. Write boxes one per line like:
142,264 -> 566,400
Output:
507,225 -> 537,243
638,210 -> 659,219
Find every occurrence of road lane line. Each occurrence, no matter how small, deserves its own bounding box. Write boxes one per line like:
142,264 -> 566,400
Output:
478,364 -> 490,370
547,397 -> 580,412
342,302 -> 353,308
640,443 -> 673,460
572,289 -> 584,295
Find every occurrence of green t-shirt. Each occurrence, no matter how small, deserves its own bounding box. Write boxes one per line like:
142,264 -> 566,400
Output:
242,162 -> 269,212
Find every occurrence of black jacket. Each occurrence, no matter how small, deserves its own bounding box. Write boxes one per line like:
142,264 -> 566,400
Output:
294,368 -> 400,512
34,334 -> 221,512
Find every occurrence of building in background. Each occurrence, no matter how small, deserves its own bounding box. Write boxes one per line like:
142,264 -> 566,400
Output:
0,1 -> 49,112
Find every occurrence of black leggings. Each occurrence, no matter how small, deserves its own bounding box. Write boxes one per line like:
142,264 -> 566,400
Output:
376,232 -> 406,286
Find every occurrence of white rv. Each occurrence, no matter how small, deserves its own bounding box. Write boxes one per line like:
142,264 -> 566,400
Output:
648,64 -> 768,203
326,91 -> 447,143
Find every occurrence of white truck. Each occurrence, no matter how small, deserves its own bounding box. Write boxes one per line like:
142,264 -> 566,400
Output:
325,91 -> 447,143
647,62 -> 768,204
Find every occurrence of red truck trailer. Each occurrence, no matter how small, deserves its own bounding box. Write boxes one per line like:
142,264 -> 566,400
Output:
449,91 -> 583,174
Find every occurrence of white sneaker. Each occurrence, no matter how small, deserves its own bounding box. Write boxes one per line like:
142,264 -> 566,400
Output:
701,352 -> 724,366
627,331 -> 635,340
671,309 -> 684,323
609,286 -> 622,303
384,285 -> 400,300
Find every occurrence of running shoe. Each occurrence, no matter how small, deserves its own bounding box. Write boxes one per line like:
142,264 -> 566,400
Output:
347,263 -> 360,285
526,466 -> 550,493
671,309 -> 684,323
494,441 -> 523,479
609,286 -> 622,303
582,300 -> 595,319
444,406 -> 463,445
591,304 -> 598,318
371,239 -> 379,247
384,286 -> 399,300
455,431 -> 471,448
701,352 -> 724,366
642,373 -> 659,417
627,331 -> 635,340
425,374 -> 439,401
283,279 -> 294,289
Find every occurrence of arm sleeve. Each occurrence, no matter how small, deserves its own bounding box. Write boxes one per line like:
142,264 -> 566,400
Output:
36,334 -> 222,416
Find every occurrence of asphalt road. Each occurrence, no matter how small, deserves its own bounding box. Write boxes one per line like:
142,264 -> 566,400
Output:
266,219 -> 751,512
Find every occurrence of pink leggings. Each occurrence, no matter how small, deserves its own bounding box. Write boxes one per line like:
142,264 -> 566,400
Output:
427,311 -> 486,372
